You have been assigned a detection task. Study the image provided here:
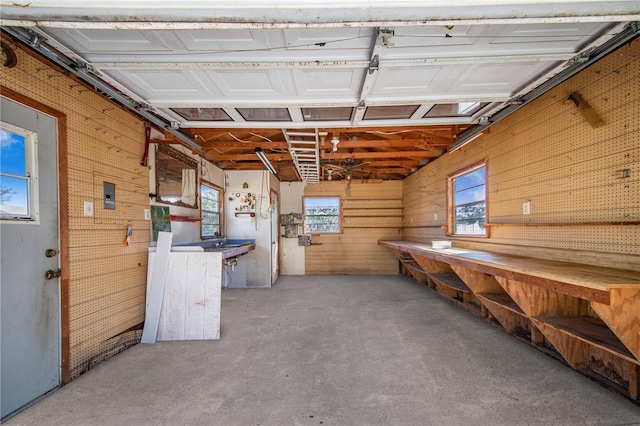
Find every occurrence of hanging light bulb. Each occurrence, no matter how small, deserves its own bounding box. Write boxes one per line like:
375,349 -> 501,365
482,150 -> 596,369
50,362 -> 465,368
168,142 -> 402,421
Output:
326,169 -> 333,181
331,136 -> 339,152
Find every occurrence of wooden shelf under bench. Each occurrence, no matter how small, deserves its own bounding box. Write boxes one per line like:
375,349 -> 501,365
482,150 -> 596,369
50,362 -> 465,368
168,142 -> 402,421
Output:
380,239 -> 640,401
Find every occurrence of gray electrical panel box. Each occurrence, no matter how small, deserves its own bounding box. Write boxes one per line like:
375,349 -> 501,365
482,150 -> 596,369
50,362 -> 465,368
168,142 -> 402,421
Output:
103,181 -> 116,210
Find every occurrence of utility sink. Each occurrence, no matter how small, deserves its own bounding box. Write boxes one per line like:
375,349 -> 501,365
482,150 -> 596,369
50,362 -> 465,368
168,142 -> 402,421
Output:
171,239 -> 256,259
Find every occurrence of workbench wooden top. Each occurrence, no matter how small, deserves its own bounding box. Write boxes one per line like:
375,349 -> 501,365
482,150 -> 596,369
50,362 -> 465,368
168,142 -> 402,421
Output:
379,240 -> 640,293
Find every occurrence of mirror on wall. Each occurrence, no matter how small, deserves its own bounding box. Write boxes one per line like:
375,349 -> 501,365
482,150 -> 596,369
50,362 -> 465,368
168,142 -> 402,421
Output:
155,144 -> 199,208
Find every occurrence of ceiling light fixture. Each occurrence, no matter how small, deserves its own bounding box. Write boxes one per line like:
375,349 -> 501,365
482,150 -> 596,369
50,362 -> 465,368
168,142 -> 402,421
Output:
254,147 -> 277,174
331,136 -> 340,152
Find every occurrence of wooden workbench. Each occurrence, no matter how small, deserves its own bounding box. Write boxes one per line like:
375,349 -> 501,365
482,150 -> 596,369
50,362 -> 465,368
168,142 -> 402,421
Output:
379,239 -> 640,400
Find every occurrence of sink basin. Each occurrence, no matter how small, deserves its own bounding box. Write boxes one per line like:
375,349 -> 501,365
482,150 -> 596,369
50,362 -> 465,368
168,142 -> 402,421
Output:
170,239 -> 256,258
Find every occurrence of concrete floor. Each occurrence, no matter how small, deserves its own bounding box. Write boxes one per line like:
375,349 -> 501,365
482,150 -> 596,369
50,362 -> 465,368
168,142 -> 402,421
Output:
8,275 -> 640,426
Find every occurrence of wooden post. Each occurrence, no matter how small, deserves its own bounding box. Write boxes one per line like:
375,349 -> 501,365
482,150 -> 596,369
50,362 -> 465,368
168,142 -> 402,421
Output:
531,325 -> 545,345
630,362 -> 640,401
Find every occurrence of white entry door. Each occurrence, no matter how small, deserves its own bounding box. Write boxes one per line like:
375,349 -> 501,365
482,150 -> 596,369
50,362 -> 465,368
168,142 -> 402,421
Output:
1,97 -> 61,420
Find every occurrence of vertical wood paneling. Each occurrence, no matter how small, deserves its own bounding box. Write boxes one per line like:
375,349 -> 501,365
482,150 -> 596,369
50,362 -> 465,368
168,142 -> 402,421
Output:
402,39 -> 640,271
2,44 -> 150,380
304,181 -> 402,274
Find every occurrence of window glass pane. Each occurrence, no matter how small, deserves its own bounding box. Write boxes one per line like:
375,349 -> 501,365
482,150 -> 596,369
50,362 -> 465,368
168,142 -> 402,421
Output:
454,185 -> 485,206
1,129 -> 27,176
171,108 -> 232,121
1,127 -> 31,219
236,108 -> 291,122
454,167 -> 485,192
302,107 -> 353,121
450,165 -> 486,236
201,184 -> 221,237
455,220 -> 485,235
454,202 -> 485,221
304,197 -> 340,233
0,175 -> 29,216
363,105 -> 419,120
425,102 -> 488,118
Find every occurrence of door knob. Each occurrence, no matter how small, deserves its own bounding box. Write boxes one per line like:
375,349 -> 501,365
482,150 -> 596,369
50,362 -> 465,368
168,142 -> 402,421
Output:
45,249 -> 58,257
45,269 -> 61,280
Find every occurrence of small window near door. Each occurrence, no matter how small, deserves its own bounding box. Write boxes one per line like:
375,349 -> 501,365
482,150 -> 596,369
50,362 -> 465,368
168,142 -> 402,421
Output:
303,196 -> 341,234
201,182 -> 223,238
447,161 -> 487,236
0,122 -> 39,223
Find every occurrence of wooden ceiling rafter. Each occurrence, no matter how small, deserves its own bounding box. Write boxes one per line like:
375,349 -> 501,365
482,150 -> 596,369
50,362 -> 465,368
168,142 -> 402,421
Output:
167,125 -> 463,181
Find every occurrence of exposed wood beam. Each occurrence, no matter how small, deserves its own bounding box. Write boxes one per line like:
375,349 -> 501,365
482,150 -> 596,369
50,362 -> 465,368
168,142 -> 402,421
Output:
211,153 -> 291,161
325,151 -> 437,160
202,141 -> 289,149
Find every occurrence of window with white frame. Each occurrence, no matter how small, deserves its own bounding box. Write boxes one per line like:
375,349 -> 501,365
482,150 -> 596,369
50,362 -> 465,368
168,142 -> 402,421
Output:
303,196 -> 341,234
448,162 -> 487,236
201,181 -> 222,238
0,122 -> 39,223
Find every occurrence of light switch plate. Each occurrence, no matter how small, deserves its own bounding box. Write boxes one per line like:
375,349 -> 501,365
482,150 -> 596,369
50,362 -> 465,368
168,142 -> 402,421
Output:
434,213 -> 438,221
523,201 -> 531,215
84,201 -> 94,217
144,209 -> 151,220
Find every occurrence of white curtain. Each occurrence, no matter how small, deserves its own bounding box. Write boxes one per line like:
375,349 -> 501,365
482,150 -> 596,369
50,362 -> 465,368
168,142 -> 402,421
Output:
181,168 -> 196,205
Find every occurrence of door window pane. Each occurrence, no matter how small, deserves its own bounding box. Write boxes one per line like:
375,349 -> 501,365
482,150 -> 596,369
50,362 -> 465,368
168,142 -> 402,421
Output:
1,124 -> 37,221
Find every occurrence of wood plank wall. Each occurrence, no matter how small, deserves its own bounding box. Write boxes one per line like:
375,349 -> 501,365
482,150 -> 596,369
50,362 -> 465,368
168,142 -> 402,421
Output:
304,181 -> 402,274
2,44 -> 151,380
402,39 -> 640,272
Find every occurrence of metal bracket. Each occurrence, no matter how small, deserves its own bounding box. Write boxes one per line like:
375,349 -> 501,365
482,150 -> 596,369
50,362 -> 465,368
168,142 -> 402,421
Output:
368,54 -> 379,75
506,97 -> 524,106
567,47 -> 596,66
379,28 -> 395,47
28,32 -> 42,48
630,21 -> 640,34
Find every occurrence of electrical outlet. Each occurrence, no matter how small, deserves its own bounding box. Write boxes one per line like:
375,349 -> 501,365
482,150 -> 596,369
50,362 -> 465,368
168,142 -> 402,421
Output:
523,201 -> 531,215
83,201 -> 94,217
144,209 -> 151,220
434,213 -> 438,221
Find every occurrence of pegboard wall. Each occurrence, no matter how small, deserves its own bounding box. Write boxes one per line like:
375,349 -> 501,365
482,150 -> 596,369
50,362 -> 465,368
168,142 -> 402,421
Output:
2,42 -> 151,381
402,38 -> 640,271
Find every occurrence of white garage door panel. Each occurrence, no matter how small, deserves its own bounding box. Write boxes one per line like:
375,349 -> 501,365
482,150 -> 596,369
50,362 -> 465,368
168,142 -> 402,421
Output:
452,61 -> 556,94
371,67 -> 442,95
286,27 -> 372,47
492,22 -> 611,47
293,68 -> 362,97
214,69 -> 286,96
105,69 -> 223,102
174,28 -> 270,50
44,28 -> 172,55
